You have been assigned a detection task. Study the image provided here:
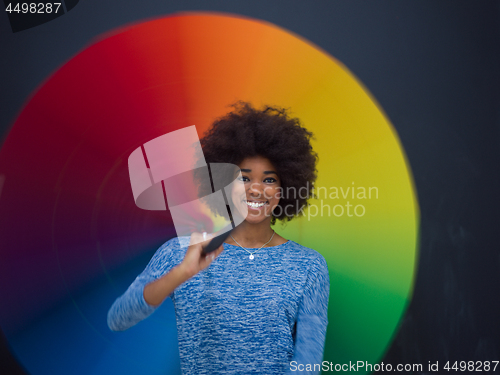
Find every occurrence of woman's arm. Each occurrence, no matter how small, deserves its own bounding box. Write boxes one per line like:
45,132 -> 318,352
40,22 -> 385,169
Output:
107,233 -> 223,331
287,256 -> 330,374
142,263 -> 191,306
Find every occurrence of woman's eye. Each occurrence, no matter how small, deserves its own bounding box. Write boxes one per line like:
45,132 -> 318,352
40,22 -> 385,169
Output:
264,178 -> 277,183
238,176 -> 250,182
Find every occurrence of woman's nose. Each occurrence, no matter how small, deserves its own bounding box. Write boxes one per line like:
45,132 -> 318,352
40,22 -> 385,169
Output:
248,182 -> 264,198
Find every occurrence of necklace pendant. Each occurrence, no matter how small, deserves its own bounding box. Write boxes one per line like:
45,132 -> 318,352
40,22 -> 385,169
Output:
249,254 -> 254,260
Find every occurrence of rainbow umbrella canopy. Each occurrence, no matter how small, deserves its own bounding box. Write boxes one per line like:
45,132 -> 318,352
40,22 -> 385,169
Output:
0,12 -> 419,375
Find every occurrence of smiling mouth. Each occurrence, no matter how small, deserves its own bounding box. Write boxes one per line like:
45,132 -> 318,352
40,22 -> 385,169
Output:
244,199 -> 269,208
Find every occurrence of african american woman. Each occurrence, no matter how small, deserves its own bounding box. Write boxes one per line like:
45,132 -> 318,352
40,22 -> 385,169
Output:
107,102 -> 330,374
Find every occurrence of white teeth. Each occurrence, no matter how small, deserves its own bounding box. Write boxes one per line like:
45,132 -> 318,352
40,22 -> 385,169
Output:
245,200 -> 267,208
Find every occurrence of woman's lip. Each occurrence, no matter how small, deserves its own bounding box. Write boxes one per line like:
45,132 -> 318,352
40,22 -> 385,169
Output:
243,200 -> 269,209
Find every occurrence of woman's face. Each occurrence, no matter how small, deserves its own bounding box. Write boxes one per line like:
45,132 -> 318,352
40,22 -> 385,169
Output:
231,155 -> 281,225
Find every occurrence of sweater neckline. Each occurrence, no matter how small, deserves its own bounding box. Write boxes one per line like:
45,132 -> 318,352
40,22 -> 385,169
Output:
223,240 -> 291,250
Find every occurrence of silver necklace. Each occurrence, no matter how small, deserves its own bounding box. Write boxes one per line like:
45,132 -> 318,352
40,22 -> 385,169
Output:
230,231 -> 275,260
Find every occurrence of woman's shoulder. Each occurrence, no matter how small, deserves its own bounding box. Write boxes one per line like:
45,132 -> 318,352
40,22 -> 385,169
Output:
278,241 -> 329,292
149,236 -> 189,264
161,236 -> 190,249
282,240 -> 325,258
280,240 -> 328,270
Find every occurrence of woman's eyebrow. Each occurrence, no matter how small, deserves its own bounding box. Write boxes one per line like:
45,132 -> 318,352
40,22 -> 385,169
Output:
240,169 -> 277,175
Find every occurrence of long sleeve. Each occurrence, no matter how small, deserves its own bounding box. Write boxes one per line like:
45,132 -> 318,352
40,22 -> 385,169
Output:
107,238 -> 178,331
287,256 -> 330,374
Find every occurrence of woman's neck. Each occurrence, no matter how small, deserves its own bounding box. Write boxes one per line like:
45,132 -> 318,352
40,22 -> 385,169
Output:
228,219 -> 275,248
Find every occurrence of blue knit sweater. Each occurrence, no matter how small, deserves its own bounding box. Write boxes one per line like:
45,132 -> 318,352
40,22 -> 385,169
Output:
108,237 -> 330,374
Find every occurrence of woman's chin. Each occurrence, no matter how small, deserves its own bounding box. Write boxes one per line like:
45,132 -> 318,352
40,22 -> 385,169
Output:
243,212 -> 273,225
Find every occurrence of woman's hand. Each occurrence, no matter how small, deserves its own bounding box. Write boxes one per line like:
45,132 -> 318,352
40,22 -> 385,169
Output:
179,232 -> 224,279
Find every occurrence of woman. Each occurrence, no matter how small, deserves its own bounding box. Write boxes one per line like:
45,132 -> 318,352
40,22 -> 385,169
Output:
108,102 -> 330,374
